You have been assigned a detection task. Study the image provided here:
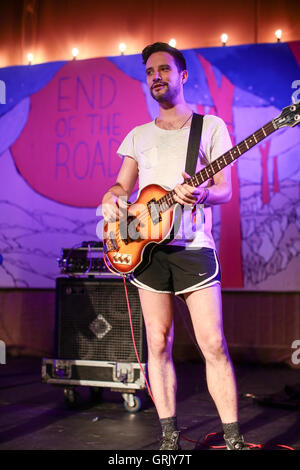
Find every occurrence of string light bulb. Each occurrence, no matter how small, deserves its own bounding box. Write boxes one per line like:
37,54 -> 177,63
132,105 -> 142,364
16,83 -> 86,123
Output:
72,47 -> 79,59
27,53 -> 34,65
169,38 -> 177,48
220,33 -> 228,46
119,43 -> 126,55
275,29 -> 282,42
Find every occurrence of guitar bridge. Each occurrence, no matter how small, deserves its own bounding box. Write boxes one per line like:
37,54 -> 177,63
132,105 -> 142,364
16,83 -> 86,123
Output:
147,199 -> 161,225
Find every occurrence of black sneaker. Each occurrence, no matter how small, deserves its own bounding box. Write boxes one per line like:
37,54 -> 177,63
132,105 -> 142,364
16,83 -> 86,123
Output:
159,431 -> 181,450
224,434 -> 251,450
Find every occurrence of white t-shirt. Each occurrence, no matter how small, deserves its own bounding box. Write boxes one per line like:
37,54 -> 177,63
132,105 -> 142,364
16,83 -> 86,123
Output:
117,114 -> 232,249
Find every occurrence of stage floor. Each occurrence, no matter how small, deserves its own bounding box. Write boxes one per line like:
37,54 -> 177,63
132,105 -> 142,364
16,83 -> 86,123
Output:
0,357 -> 299,456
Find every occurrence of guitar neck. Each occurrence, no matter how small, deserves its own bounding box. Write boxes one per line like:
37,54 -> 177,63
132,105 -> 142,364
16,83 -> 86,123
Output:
158,118 -> 278,212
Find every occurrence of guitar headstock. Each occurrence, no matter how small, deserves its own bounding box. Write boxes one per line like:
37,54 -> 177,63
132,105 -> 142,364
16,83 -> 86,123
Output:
274,102 -> 300,129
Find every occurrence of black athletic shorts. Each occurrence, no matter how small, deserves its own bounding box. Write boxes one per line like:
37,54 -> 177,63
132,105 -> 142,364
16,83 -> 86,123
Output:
129,245 -> 221,297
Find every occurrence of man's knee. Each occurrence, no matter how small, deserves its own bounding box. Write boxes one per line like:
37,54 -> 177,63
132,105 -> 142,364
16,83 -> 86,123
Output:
147,327 -> 174,358
200,334 -> 228,362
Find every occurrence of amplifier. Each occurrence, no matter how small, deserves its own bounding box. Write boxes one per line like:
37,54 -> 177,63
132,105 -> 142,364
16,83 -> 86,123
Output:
55,277 -> 147,363
57,242 -> 107,275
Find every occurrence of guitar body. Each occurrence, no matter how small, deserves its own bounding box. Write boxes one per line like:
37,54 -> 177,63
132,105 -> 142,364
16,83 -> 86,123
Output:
103,184 -> 178,275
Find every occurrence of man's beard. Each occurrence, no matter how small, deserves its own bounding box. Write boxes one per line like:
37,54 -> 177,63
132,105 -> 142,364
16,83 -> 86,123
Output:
150,80 -> 181,104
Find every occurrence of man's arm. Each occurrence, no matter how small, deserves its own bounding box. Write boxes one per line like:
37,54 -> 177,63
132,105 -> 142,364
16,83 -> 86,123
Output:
204,165 -> 232,205
173,166 -> 232,206
102,156 -> 138,221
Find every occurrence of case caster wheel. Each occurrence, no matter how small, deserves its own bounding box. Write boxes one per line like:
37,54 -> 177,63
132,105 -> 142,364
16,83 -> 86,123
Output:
64,386 -> 79,408
122,393 -> 142,413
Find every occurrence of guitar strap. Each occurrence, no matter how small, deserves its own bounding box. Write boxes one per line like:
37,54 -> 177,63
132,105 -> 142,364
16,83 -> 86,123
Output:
185,113 -> 204,175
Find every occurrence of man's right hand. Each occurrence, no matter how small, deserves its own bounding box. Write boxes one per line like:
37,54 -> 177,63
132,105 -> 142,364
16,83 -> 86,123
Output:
100,156 -> 138,222
101,191 -> 128,222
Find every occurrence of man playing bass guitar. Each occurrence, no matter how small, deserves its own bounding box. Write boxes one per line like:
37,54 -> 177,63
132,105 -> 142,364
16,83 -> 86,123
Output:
102,42 -> 250,451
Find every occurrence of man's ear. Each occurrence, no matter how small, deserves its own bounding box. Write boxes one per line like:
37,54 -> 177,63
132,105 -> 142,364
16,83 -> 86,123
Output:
181,70 -> 188,85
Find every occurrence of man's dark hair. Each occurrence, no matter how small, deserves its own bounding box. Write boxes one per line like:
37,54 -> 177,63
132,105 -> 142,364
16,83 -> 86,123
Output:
142,42 -> 187,72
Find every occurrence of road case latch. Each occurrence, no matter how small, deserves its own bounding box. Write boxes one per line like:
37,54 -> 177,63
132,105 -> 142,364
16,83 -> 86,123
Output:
52,359 -> 72,379
113,362 -> 134,384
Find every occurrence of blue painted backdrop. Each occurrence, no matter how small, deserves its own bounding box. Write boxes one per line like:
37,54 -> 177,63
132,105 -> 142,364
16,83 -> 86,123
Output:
0,42 -> 299,289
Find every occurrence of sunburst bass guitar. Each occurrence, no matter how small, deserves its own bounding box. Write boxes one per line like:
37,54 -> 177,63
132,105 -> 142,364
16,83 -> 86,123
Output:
103,103 -> 300,276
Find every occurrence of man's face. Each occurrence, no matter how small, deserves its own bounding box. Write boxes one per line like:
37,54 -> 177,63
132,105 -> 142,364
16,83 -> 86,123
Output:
145,51 -> 184,104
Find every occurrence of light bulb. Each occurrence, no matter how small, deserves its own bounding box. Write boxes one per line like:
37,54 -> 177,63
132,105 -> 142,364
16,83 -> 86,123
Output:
221,33 -> 228,46
72,47 -> 79,59
169,38 -> 176,48
27,53 -> 34,64
275,29 -> 282,42
119,43 -> 126,54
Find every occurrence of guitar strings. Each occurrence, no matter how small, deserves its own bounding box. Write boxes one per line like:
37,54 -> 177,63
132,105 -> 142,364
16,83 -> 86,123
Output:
112,120 -> 276,245
108,119 -> 277,248
129,120 -> 276,223
109,108 -> 296,252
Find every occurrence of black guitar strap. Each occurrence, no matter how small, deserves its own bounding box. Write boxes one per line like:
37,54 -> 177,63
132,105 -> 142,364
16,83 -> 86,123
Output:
185,113 -> 204,176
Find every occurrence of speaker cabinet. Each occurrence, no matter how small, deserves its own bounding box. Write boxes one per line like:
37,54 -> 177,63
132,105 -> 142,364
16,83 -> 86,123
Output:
55,277 -> 147,363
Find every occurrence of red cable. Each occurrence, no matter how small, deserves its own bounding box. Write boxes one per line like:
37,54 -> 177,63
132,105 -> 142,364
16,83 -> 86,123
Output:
122,277 -> 156,405
102,252 -> 156,405
276,444 -> 295,450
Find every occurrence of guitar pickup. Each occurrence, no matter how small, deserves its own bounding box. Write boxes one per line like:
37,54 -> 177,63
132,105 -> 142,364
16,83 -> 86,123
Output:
147,199 -> 161,225
112,254 -> 132,265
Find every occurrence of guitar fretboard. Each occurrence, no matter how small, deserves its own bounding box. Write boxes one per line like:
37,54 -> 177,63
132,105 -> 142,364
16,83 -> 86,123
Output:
158,119 -> 277,212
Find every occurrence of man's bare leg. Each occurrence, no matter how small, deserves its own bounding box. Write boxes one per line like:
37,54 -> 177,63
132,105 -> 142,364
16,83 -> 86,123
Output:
138,288 -> 176,419
184,284 -> 238,424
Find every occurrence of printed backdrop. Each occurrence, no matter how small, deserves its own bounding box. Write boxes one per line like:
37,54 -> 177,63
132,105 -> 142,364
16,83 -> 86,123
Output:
0,42 -> 299,289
